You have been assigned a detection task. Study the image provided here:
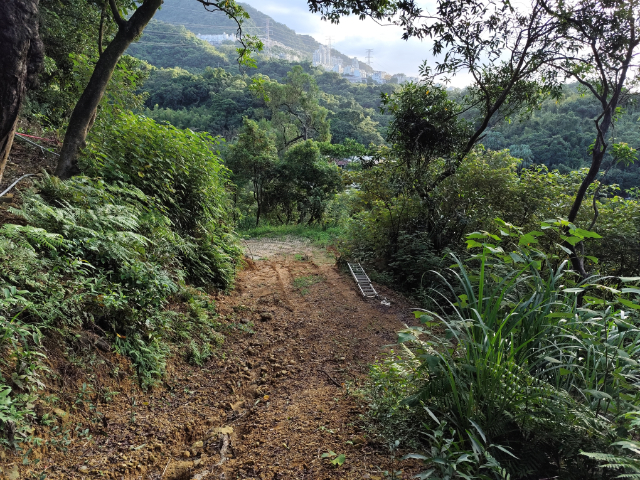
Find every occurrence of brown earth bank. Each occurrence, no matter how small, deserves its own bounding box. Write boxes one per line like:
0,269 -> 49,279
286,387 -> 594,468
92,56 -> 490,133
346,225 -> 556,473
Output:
0,124 -> 58,225
1,244 -> 424,480
0,122 -> 59,193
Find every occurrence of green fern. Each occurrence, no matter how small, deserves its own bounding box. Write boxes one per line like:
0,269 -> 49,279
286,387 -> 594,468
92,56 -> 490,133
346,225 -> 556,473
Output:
581,439 -> 640,478
0,224 -> 64,251
384,224 -> 640,479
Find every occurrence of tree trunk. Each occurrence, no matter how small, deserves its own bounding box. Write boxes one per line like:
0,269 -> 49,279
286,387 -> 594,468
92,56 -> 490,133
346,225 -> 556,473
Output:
55,0 -> 162,179
564,87 -> 622,278
0,0 -> 43,185
565,147 -> 607,278
253,178 -> 261,226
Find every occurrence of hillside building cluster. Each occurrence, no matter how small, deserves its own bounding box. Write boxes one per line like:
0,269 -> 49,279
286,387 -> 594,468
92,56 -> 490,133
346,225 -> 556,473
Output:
196,32 -> 236,45
195,35 -> 417,84
312,45 -> 418,84
197,33 -> 302,62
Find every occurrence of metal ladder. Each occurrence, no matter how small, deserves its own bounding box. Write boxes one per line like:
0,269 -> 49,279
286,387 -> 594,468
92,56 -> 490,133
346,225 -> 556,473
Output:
347,263 -> 378,298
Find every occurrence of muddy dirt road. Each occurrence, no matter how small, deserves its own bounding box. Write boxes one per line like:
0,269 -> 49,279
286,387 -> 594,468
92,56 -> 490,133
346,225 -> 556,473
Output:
9,242 -> 420,480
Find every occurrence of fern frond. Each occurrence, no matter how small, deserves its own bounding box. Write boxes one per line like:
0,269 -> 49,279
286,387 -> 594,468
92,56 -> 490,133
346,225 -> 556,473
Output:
0,224 -> 64,250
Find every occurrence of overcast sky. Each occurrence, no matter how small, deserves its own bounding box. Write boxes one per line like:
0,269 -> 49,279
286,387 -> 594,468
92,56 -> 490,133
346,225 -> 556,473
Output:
242,0 -> 430,77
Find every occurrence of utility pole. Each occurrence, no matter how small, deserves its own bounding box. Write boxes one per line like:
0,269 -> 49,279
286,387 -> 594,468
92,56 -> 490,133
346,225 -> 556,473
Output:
365,49 -> 373,67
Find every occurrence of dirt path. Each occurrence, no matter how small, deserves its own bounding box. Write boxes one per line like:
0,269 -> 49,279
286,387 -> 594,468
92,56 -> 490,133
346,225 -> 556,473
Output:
10,241 -> 420,480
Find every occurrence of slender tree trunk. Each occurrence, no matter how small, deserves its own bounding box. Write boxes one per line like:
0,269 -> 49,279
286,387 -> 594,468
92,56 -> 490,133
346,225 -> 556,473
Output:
55,0 -> 162,179
0,0 -> 43,185
567,126 -> 612,225
565,147 -> 608,277
254,180 -> 261,227
564,84 -> 623,278
256,201 -> 261,227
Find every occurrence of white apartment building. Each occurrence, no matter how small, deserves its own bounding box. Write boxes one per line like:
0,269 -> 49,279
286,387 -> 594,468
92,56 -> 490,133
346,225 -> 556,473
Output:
196,33 -> 236,45
312,45 -> 332,67
371,71 -> 388,84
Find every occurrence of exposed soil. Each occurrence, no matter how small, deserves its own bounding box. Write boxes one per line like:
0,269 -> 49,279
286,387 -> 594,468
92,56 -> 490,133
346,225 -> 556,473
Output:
0,124 -> 59,193
0,127 -> 59,225
2,242 -> 422,480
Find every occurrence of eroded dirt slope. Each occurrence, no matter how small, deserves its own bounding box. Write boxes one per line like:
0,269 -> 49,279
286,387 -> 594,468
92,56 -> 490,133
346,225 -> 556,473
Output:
5,244 -> 420,480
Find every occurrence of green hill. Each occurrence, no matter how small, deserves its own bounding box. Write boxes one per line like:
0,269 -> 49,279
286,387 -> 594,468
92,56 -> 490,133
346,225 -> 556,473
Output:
152,0 -> 373,72
127,21 -> 228,70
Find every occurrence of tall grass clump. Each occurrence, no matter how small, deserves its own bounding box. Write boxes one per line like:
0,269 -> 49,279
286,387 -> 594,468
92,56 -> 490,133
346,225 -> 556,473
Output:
367,218 -> 640,479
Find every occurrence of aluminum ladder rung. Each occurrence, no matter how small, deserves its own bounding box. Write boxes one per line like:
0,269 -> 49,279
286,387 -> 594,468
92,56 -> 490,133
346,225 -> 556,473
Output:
348,262 -> 378,298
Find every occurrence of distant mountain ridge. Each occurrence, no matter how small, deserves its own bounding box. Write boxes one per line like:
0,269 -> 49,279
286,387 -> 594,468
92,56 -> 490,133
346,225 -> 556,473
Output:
153,0 -> 374,73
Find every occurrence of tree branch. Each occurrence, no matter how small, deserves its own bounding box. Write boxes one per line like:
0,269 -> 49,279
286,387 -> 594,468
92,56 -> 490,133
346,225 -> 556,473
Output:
108,0 -> 126,28
98,0 -> 107,55
195,0 -> 260,66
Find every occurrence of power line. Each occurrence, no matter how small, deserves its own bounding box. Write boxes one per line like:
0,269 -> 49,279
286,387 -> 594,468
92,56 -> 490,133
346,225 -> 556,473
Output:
159,22 -> 264,29
365,49 -> 373,67
131,42 -> 195,46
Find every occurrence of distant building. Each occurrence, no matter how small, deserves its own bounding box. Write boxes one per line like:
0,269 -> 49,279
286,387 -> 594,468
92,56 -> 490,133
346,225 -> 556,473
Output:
309,45 -> 416,85
197,33 -> 236,44
313,45 -> 332,67
371,71 -> 388,84
391,74 -> 420,84
343,57 -> 367,83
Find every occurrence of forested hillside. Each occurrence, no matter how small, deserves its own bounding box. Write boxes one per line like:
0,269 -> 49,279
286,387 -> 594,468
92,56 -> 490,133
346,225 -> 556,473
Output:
126,21 -> 229,70
481,86 -> 640,190
1,0 -> 640,479
128,20 -> 395,143
154,0 -> 318,58
152,0 -> 375,72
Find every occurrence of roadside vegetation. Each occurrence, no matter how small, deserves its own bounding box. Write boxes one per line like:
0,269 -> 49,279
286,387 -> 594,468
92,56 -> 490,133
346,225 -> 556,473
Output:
240,224 -> 344,249
1,110 -> 240,445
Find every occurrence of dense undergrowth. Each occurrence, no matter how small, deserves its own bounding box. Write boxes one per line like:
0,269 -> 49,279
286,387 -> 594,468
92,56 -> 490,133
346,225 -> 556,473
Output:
0,113 -> 240,448
340,147 -> 640,299
362,221 -> 640,479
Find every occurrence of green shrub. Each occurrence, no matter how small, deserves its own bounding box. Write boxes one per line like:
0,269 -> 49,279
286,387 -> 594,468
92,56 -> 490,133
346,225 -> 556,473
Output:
367,220 -> 640,479
0,167 -> 237,432
0,287 -> 48,448
0,112 -> 242,448
81,112 -> 241,287
342,148 -> 640,297
114,334 -> 169,390
16,175 -> 180,328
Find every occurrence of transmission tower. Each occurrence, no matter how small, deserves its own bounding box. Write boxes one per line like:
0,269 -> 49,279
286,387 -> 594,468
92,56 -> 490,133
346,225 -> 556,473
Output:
265,18 -> 271,57
365,49 -> 373,67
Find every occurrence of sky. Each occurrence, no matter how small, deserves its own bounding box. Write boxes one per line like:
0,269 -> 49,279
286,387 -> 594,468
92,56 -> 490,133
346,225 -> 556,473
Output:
242,0 -> 431,78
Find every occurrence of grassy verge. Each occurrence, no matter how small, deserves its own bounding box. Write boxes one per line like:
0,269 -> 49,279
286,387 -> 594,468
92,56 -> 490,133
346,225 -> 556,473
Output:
238,224 -> 343,248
